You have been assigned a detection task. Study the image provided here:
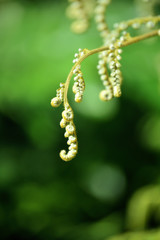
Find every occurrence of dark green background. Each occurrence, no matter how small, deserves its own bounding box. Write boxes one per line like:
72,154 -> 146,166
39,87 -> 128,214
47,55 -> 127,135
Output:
0,0 -> 160,239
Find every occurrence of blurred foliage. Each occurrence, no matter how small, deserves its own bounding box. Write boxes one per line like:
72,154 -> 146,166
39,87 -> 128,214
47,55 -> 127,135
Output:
0,0 -> 160,240
108,229 -> 160,240
126,185 -> 160,230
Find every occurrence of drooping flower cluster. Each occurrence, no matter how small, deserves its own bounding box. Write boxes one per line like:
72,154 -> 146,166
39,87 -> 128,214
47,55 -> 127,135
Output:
66,0 -> 91,34
51,0 -> 160,161
72,49 -> 87,102
59,105 -> 78,161
95,0 -> 111,38
94,1 -> 160,99
51,49 -> 89,161
98,52 -> 113,101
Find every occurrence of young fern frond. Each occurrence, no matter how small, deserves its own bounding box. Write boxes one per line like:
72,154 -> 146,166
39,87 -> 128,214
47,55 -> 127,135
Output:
51,0 -> 160,162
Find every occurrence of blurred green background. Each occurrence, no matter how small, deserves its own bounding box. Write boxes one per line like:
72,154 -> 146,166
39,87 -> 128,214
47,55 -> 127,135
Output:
0,0 -> 160,239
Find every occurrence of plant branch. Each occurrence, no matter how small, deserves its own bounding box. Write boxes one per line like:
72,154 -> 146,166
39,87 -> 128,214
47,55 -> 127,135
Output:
64,28 -> 160,105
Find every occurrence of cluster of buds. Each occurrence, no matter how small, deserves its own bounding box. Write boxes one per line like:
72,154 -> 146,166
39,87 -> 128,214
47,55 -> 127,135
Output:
97,43 -> 123,101
66,0 -> 89,34
60,105 -> 78,161
51,48 -> 90,161
72,67 -> 85,103
97,52 -> 113,101
72,49 -> 87,102
108,44 -> 123,98
95,16 -> 160,103
51,83 -> 65,107
51,97 -> 78,161
95,0 -> 111,39
95,15 -> 160,102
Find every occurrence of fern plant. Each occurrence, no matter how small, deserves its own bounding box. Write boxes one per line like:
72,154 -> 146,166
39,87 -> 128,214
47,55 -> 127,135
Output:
51,0 -> 160,162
